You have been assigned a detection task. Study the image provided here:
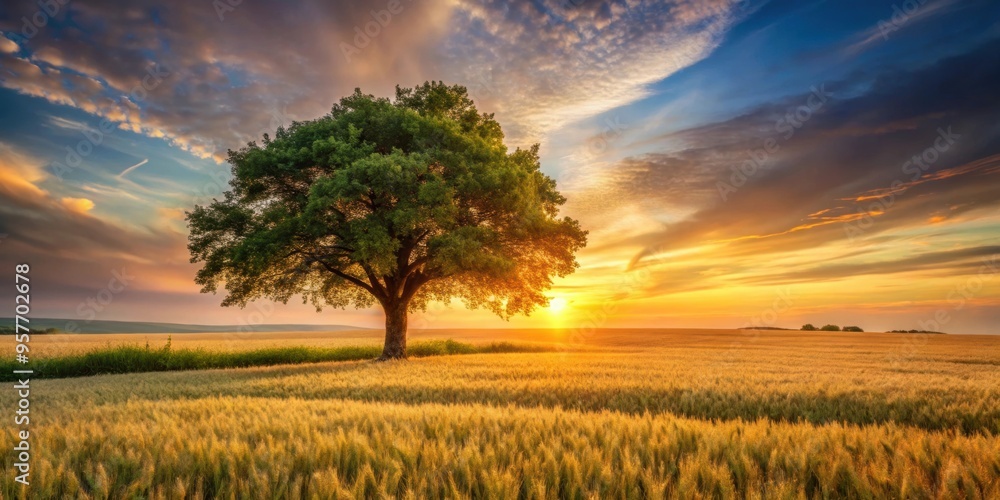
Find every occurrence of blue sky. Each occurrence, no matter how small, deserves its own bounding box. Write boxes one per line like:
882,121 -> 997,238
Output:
1,0 -> 999,333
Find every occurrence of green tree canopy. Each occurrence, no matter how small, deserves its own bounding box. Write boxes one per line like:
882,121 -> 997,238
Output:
187,82 -> 587,359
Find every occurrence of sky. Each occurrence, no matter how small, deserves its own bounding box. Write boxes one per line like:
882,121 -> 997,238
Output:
1,0 -> 999,334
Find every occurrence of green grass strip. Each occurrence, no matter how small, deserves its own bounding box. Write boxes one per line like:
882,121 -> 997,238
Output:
1,339 -> 554,381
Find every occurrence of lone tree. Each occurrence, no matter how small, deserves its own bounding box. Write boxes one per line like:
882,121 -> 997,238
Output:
187,82 -> 587,359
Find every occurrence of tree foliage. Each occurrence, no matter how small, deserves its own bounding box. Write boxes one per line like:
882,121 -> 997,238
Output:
187,82 -> 587,357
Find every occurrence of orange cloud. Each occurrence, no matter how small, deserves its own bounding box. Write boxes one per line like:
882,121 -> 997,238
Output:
61,197 -> 96,214
157,207 -> 186,220
1,144 -> 96,216
845,154 -> 1000,202
0,35 -> 17,54
0,142 -> 48,197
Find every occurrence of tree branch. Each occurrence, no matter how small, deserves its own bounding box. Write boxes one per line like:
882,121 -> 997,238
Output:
315,259 -> 378,297
359,262 -> 389,299
401,270 -> 433,303
289,248 -> 380,298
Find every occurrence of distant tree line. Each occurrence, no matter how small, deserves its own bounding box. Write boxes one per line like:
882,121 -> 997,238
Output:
800,324 -> 863,332
0,327 -> 58,335
741,323 -> 948,334
799,324 -> 947,334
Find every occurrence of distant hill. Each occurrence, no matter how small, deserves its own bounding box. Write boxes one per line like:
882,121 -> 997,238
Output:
0,318 -> 369,334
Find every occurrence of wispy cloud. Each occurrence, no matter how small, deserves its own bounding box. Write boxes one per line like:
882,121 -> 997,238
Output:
118,158 -> 149,178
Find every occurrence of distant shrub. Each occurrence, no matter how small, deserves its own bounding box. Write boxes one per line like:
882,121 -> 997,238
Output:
801,324 -> 817,331
843,326 -> 864,332
889,329 -> 945,334
820,324 -> 840,331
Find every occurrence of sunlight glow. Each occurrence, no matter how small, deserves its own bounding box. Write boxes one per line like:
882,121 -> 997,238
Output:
548,297 -> 568,314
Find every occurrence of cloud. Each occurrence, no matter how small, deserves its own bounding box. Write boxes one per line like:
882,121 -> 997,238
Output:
46,115 -> 93,132
844,153 -> 1000,202
0,140 -> 380,326
157,207 -> 186,221
0,34 -> 17,53
0,0 -> 744,163
737,245 -> 1000,286
61,197 -> 95,213
0,141 -> 48,197
0,0 -> 456,161
610,37 -> 1000,291
448,0 -> 743,144
0,143 -> 195,303
840,0 -> 965,56
118,158 -> 149,178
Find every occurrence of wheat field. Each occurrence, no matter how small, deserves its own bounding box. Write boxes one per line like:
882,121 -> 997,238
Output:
2,329 -> 999,498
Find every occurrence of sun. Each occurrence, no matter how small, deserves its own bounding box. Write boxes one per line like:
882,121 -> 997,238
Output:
548,297 -> 568,314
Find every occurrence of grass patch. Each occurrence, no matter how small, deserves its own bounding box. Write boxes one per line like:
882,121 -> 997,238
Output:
0,338 -> 553,381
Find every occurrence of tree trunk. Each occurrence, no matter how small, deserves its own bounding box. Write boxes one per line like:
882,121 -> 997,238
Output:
378,301 -> 408,360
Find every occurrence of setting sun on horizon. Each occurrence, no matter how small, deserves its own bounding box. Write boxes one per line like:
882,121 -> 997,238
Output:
548,297 -> 568,314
